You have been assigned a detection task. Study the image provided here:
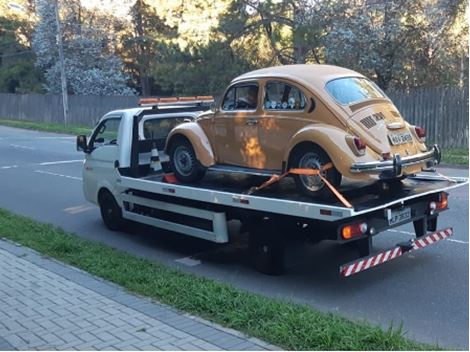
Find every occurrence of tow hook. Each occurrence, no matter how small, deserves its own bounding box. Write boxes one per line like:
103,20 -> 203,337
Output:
397,239 -> 414,252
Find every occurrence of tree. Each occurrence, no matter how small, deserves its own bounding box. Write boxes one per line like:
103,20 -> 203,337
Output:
0,0 -> 44,93
33,0 -> 135,95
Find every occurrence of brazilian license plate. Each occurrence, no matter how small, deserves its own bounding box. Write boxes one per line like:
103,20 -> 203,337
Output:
388,207 -> 412,225
389,132 -> 413,145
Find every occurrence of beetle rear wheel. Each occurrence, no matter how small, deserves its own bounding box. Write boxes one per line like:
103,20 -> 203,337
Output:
291,145 -> 341,199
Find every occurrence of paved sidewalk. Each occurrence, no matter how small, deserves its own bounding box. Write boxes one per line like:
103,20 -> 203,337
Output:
0,239 -> 278,350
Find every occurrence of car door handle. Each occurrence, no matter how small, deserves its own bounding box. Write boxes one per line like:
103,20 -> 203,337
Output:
246,119 -> 258,126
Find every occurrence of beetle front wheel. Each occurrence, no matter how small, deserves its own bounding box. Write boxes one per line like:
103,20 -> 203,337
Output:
169,138 -> 206,183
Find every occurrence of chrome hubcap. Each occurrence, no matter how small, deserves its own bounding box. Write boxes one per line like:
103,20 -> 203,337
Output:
299,152 -> 326,191
174,145 -> 194,176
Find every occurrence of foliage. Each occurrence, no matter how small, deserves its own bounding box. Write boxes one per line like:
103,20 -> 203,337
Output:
0,0 -> 44,93
32,0 -> 135,95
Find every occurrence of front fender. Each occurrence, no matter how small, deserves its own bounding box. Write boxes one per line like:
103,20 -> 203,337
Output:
166,122 -> 215,167
284,124 -> 381,179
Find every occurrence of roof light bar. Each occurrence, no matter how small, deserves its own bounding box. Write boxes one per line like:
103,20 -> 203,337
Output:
138,96 -> 214,107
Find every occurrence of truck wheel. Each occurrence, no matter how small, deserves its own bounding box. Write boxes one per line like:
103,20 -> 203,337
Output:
169,138 -> 206,183
248,219 -> 285,275
99,190 -> 125,231
291,145 -> 341,199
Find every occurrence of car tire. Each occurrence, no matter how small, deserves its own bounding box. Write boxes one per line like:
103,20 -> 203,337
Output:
291,145 -> 342,199
248,218 -> 286,275
168,138 -> 206,183
99,190 -> 125,231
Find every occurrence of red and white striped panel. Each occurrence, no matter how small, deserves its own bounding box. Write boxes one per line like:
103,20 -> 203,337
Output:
340,227 -> 453,277
412,228 -> 453,249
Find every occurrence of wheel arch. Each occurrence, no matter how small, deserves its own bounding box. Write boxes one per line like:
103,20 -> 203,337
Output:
165,122 -> 215,167
284,124 -> 356,177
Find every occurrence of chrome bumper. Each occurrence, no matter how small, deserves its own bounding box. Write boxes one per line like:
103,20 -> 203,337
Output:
351,145 -> 441,177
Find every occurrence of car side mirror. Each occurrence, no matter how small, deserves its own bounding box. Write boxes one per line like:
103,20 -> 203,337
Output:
76,135 -> 89,153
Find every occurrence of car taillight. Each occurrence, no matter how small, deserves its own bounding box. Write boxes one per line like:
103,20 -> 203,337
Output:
353,137 -> 367,151
342,222 -> 368,240
415,126 -> 426,142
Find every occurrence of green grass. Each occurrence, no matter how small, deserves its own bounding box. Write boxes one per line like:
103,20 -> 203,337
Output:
0,208 -> 435,350
0,118 -> 92,136
441,148 -> 468,166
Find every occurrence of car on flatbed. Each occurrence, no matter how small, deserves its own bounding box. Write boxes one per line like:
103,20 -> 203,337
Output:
76,97 -> 466,276
165,64 -> 441,199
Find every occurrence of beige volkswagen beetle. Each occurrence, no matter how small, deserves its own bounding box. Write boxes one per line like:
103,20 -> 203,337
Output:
165,64 -> 440,198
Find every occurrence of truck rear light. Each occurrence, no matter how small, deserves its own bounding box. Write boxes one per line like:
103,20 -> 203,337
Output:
414,126 -> 426,142
436,192 -> 448,210
342,222 -> 368,240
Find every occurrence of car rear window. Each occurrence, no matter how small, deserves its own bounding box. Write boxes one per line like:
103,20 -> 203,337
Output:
326,77 -> 386,105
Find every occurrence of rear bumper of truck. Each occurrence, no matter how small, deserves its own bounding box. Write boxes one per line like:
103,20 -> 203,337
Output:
339,227 -> 453,277
350,145 -> 441,177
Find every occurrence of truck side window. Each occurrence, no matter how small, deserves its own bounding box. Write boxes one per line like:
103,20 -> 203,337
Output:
90,117 -> 121,149
264,82 -> 306,111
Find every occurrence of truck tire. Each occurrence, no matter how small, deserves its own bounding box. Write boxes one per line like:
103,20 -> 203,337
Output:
99,190 -> 125,231
290,145 -> 341,199
248,219 -> 286,275
168,138 -> 206,183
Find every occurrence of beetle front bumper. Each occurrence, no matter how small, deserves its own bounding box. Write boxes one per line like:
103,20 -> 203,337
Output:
350,144 -> 441,177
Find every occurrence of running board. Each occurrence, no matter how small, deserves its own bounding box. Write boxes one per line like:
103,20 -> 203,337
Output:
340,227 -> 453,277
121,193 -> 229,243
209,165 -> 281,177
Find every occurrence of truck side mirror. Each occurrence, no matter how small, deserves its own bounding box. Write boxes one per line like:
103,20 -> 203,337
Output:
76,135 -> 89,153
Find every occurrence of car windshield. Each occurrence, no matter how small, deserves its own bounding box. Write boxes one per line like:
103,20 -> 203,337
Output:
326,77 -> 387,105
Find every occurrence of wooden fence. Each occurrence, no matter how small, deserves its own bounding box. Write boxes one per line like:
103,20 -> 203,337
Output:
0,87 -> 468,148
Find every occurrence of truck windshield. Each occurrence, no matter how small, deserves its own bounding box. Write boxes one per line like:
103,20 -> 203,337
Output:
326,77 -> 386,105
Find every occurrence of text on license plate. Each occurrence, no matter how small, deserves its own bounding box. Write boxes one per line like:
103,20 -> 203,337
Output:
388,207 -> 412,225
389,132 -> 413,145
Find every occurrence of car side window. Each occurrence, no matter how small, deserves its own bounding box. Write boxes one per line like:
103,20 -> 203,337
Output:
90,117 -> 121,149
264,82 -> 306,111
143,117 -> 189,140
222,84 -> 258,111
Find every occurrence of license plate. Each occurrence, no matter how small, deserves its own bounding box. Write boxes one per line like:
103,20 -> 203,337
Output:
388,131 -> 413,145
388,207 -> 412,225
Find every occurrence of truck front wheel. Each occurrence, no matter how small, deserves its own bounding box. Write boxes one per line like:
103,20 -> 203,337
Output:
248,219 -> 286,275
99,190 -> 125,231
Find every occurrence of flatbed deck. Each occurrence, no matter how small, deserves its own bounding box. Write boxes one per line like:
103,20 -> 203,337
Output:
120,171 -> 467,222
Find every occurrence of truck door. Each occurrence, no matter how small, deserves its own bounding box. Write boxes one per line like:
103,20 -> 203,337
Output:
83,116 -> 122,204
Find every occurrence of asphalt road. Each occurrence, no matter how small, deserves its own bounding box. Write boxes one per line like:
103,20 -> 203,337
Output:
0,125 -> 468,349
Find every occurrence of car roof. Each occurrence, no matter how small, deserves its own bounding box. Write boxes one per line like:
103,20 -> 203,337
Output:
232,64 -> 364,90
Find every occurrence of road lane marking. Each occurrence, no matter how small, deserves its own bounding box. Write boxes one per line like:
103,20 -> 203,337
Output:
1,165 -> 18,169
63,205 -> 95,214
9,144 -> 35,150
35,137 -> 75,139
174,256 -> 201,266
38,160 -> 83,166
34,170 -> 82,181
387,229 -> 468,244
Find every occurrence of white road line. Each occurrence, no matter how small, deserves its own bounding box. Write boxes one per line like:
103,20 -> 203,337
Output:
34,170 -> 82,181
38,160 -> 83,166
387,229 -> 468,244
63,204 -> 95,214
174,256 -> 201,267
9,144 -> 35,150
35,137 -> 75,139
0,165 -> 18,169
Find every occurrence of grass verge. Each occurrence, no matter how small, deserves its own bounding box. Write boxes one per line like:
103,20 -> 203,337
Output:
0,208 -> 434,350
441,148 -> 468,166
0,118 -> 467,167
0,118 -> 91,136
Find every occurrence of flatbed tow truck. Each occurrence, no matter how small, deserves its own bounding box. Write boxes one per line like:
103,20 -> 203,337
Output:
76,99 -> 468,276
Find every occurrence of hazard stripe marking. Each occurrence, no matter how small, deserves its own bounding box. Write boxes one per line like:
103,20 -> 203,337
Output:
340,228 -> 453,277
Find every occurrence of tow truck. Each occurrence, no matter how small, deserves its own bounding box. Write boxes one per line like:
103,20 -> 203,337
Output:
76,97 -> 467,276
